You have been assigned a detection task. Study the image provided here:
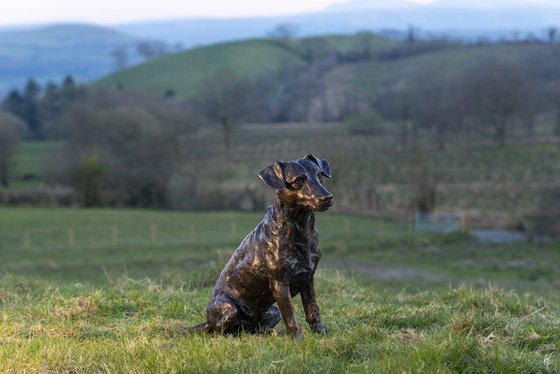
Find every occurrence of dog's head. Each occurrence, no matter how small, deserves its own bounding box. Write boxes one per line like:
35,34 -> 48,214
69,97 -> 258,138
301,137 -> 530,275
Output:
258,154 -> 333,212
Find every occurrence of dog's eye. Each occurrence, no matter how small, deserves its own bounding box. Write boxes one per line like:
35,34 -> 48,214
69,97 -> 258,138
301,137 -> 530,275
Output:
290,176 -> 306,189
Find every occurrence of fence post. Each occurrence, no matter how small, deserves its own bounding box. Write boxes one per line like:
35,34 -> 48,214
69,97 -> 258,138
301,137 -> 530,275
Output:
22,229 -> 30,250
190,224 -> 197,241
378,220 -> 385,241
112,226 -> 119,247
460,215 -> 470,233
344,218 -> 351,237
150,223 -> 158,247
230,222 -> 237,239
68,228 -> 75,249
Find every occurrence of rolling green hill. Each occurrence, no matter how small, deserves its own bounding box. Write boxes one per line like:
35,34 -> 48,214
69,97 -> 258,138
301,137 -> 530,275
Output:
96,35 -> 392,97
97,36 -> 560,101
337,43 -> 558,94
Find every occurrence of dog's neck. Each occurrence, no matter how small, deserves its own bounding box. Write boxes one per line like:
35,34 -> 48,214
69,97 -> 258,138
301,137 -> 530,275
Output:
272,194 -> 314,230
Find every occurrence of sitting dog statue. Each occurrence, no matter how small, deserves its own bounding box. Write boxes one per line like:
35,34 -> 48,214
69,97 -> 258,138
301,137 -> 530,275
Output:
189,154 -> 333,338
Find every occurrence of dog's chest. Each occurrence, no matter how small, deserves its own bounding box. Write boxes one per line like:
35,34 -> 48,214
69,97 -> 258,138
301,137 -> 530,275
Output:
283,225 -> 320,281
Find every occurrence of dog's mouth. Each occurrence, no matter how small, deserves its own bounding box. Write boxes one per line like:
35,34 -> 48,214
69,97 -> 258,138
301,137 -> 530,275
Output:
315,198 -> 333,211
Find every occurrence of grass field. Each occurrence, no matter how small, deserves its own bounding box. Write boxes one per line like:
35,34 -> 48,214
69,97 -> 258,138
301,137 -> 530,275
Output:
0,208 -> 559,371
9,121 -> 560,225
96,39 -> 303,97
11,141 -> 63,188
96,34 -> 392,97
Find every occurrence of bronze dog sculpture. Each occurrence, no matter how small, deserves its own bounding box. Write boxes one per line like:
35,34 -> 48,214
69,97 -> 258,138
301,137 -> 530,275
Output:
190,154 -> 333,338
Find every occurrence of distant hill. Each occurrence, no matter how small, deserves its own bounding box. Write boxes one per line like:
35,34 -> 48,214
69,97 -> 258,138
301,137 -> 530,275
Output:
0,24 -> 139,95
326,0 -> 560,11
96,35 -> 388,97
97,33 -> 560,112
115,5 -> 560,47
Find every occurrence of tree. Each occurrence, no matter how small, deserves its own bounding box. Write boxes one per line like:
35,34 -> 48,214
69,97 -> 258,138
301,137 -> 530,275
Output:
137,40 -> 168,60
345,109 -> 384,135
192,71 -> 254,157
0,112 -> 25,187
547,26 -> 558,43
52,88 -> 192,207
406,66 -> 462,151
406,25 -> 420,44
8,79 -> 43,140
461,63 -> 532,146
72,155 -> 105,207
356,31 -> 377,59
300,37 -> 331,64
111,47 -> 128,71
267,23 -> 299,47
409,156 -> 439,213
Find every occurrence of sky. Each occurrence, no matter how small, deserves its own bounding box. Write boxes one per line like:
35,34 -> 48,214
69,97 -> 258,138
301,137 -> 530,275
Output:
0,0 -> 429,26
0,0 -> 554,26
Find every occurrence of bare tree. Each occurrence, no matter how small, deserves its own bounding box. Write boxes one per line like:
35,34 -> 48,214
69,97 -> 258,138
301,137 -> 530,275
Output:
267,23 -> 299,47
547,26 -> 558,43
0,112 -> 25,187
136,40 -> 168,60
406,25 -> 421,44
111,47 -> 128,71
406,66 -> 462,151
300,37 -> 331,64
52,88 -> 192,206
461,63 -> 532,146
191,71 -> 254,157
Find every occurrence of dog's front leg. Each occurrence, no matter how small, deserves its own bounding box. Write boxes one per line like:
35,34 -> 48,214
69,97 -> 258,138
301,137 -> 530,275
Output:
301,278 -> 326,334
269,277 -> 302,339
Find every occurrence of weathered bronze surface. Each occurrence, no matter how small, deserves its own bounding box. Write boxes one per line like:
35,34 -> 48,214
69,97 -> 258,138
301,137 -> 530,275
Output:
189,154 -> 333,338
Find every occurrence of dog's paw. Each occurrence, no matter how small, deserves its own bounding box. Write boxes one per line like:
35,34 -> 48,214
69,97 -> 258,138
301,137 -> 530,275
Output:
287,328 -> 304,340
312,325 -> 328,336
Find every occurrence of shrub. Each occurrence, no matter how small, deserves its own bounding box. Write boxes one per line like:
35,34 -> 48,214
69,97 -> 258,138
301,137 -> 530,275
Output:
346,110 -> 385,135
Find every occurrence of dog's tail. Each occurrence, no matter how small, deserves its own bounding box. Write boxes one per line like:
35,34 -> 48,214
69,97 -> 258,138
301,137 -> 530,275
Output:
182,321 -> 210,334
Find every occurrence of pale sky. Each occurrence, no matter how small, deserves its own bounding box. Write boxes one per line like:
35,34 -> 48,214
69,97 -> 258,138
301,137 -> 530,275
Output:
0,0 -> 553,26
0,0 -> 431,26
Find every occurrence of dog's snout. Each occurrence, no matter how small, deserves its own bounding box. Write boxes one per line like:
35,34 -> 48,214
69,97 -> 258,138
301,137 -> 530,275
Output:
320,194 -> 334,203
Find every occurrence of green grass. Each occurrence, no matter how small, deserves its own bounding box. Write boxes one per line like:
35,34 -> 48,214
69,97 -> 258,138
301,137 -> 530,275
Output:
96,34 -> 393,97
1,272 -> 558,371
97,39 -> 302,97
11,141 -> 63,188
0,207 -> 559,371
343,44 -> 553,94
0,208 -> 428,284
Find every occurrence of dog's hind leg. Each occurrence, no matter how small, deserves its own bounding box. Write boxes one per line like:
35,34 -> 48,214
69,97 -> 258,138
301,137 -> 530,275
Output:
206,293 -> 242,334
256,305 -> 281,334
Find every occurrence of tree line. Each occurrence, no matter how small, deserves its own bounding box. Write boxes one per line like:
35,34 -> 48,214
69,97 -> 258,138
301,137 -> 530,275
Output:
2,31 -> 560,211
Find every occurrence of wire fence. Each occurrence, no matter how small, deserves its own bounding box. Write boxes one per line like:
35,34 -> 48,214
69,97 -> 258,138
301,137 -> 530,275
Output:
0,214 -> 441,253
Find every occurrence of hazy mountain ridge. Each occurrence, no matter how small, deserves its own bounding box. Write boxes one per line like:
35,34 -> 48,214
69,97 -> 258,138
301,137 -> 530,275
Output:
115,6 -> 560,47
326,0 -> 560,11
0,24 -> 140,95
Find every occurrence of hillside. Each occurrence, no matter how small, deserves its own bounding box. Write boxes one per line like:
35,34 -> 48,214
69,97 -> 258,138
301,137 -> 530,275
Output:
97,37 -> 560,103
97,39 -> 300,97
331,43 -> 560,94
0,24 -> 139,94
96,35 -> 391,97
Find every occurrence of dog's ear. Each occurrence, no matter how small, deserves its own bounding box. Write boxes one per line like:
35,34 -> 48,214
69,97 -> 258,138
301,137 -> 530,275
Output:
306,153 -> 332,178
258,161 -> 285,190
